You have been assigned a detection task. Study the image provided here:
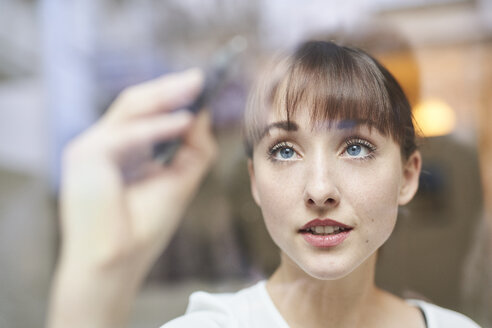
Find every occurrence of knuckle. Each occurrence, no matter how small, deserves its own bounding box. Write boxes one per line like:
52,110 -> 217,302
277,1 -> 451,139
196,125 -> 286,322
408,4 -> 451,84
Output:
119,86 -> 137,102
117,86 -> 142,110
131,125 -> 149,143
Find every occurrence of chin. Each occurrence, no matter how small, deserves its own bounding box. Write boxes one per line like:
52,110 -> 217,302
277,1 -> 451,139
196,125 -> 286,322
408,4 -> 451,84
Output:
288,252 -> 362,281
302,261 -> 357,281
289,243 -> 382,281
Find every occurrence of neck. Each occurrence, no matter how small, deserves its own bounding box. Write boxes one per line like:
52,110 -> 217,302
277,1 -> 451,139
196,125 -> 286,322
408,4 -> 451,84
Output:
266,252 -> 382,328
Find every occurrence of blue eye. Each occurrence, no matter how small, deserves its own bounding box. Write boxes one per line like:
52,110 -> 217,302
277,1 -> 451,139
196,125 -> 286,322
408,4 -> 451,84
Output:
279,147 -> 294,159
269,142 -> 299,161
344,138 -> 376,159
347,145 -> 362,156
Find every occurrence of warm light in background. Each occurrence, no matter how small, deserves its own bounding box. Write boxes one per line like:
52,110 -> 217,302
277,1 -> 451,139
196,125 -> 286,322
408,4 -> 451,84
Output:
413,98 -> 456,137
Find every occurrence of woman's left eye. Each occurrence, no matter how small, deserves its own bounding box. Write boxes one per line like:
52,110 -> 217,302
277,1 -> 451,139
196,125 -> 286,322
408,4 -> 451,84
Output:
343,138 -> 376,159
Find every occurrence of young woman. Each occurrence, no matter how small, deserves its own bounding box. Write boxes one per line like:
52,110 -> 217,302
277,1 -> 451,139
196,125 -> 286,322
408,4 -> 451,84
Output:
47,41 -> 481,328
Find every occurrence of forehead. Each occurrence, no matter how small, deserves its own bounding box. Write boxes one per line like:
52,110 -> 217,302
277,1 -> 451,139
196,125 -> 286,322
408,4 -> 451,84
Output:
260,113 -> 378,141
265,104 -> 376,129
257,61 -> 394,142
242,41 -> 413,158
267,107 -> 370,128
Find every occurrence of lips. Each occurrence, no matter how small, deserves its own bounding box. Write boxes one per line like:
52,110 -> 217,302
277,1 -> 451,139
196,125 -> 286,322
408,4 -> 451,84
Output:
299,218 -> 353,247
299,218 -> 352,232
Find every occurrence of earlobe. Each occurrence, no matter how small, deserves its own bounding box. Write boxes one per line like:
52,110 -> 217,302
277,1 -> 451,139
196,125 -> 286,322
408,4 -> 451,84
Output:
248,159 -> 261,206
398,151 -> 422,206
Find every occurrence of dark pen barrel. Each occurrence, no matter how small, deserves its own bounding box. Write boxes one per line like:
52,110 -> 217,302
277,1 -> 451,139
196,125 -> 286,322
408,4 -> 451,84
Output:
152,36 -> 247,165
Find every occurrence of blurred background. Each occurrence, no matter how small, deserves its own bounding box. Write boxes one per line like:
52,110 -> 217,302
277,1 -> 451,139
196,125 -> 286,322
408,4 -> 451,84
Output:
0,0 -> 491,327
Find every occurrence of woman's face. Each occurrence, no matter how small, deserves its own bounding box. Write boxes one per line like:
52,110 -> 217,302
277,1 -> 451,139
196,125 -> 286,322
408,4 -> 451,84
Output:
248,109 -> 421,280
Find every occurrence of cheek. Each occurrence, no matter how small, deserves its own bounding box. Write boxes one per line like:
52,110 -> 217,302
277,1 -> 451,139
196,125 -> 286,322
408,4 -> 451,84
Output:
344,162 -> 402,241
253,164 -> 303,235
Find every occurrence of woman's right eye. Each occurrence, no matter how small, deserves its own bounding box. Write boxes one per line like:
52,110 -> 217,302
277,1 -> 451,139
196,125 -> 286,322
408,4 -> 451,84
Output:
268,142 -> 299,161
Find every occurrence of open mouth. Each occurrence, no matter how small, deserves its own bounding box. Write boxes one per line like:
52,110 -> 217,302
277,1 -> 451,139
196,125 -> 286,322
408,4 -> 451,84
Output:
299,226 -> 351,236
298,218 -> 353,236
299,218 -> 353,247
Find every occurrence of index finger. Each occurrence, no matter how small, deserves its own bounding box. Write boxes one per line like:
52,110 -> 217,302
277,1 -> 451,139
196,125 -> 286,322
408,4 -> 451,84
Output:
104,68 -> 204,123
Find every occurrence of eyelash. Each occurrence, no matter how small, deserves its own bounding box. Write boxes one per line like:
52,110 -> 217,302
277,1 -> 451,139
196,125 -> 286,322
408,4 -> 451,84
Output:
267,141 -> 298,163
266,136 -> 377,162
343,137 -> 377,160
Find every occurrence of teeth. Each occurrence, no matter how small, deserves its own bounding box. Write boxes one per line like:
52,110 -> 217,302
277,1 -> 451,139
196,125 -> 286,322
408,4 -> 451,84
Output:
324,226 -> 334,234
308,226 -> 345,235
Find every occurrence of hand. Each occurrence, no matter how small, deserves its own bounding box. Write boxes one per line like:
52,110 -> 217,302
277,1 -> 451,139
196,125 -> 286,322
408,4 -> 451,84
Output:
48,69 -> 217,328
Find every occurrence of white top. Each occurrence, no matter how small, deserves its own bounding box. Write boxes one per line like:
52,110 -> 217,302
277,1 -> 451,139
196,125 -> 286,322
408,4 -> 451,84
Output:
162,281 -> 481,328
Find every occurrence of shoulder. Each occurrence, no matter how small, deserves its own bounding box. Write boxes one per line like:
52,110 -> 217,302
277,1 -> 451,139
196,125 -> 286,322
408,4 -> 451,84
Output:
407,299 -> 482,328
161,280 -> 288,328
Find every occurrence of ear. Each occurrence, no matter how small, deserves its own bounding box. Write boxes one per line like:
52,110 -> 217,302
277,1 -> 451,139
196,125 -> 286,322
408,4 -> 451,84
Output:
248,159 -> 261,206
398,151 -> 422,206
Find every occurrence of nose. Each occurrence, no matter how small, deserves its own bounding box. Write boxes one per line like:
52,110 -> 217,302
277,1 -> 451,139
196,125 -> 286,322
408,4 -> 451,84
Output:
303,162 -> 340,209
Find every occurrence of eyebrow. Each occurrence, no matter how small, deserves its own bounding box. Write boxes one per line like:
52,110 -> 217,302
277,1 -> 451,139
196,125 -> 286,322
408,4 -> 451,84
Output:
259,121 -> 299,140
258,119 -> 373,141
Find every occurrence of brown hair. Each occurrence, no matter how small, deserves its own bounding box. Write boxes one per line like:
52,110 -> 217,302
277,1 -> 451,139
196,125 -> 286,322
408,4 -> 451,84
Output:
243,40 -> 417,159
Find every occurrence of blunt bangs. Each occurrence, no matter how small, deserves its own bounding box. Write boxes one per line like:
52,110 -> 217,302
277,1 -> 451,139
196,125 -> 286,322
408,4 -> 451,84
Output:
244,41 -> 416,159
